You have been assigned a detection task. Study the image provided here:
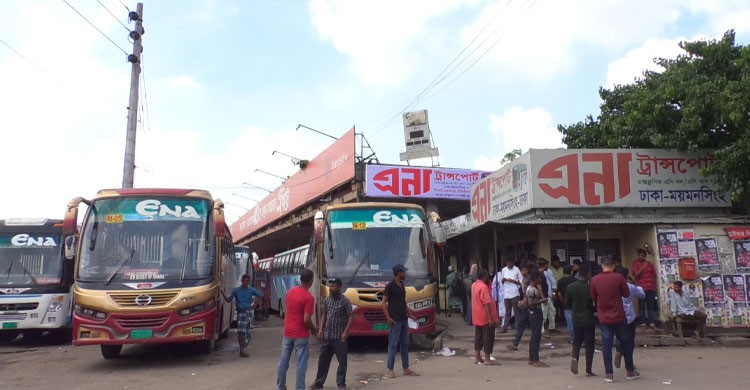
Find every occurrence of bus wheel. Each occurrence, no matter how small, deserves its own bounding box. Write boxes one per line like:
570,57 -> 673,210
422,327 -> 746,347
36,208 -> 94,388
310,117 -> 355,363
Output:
0,330 -> 20,343
100,345 -> 122,359
197,338 -> 215,354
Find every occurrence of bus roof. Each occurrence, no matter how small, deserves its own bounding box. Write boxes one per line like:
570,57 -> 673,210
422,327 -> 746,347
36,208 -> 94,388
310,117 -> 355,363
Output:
274,244 -> 310,258
326,202 -> 425,213
92,188 -> 214,200
1,219 -> 63,231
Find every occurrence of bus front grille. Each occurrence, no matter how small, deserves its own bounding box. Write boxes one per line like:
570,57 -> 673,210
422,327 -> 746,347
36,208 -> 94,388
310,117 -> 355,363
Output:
108,291 -> 179,307
0,313 -> 27,321
362,310 -> 387,322
114,316 -> 169,329
0,303 -> 38,311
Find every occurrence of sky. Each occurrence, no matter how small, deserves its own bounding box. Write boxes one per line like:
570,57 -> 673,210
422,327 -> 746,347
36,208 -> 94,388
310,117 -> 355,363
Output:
1,0 -> 749,225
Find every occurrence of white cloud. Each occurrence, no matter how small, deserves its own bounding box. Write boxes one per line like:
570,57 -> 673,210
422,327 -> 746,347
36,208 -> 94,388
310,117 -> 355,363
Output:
605,38 -> 687,88
488,106 -> 563,151
169,75 -> 202,90
473,154 -> 503,171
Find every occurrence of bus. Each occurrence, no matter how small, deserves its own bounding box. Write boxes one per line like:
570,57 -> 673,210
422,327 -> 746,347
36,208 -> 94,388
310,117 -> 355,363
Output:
253,256 -> 273,318
308,203 -> 437,336
0,219 -> 74,342
234,245 -> 255,287
63,189 -> 237,359
267,245 -> 309,318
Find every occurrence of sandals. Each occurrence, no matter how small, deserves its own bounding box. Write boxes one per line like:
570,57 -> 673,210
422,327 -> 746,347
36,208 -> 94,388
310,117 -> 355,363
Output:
532,361 -> 549,368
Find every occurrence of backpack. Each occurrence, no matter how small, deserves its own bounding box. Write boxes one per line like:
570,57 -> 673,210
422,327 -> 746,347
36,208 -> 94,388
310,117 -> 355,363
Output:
450,273 -> 464,297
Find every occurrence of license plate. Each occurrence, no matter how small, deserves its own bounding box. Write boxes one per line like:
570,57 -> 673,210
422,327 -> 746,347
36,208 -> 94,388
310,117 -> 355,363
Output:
2,322 -> 17,329
130,329 -> 153,339
372,323 -> 389,331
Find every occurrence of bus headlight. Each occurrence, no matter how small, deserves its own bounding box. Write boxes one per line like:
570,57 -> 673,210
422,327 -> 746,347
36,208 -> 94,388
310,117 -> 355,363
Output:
408,299 -> 433,310
178,300 -> 214,316
47,295 -> 65,312
74,304 -> 108,320
350,304 -> 358,312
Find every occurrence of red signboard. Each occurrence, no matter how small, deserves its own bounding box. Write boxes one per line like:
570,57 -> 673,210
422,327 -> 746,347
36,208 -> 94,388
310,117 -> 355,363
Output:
726,227 -> 750,241
229,128 -> 356,241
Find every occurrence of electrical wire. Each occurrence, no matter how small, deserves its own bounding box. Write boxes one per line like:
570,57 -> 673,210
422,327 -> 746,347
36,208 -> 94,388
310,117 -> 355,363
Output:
60,0 -> 129,56
117,0 -> 130,12
96,0 -> 130,32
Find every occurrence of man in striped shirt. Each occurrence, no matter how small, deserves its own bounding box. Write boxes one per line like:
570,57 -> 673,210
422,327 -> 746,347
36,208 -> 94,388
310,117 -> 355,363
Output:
310,278 -> 353,390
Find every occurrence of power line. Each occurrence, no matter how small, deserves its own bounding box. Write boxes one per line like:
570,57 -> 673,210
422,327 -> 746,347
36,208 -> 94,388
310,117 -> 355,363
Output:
117,0 -> 130,12
368,0 -> 514,133
60,0 -> 128,56
0,38 -> 126,108
96,0 -> 130,32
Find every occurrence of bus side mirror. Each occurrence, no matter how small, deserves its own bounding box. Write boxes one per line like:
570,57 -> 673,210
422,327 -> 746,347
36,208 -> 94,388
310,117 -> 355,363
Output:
64,235 -> 77,260
313,211 -> 324,244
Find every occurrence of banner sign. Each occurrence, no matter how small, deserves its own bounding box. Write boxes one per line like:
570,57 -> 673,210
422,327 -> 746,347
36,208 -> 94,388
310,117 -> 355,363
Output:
469,153 -> 531,225
230,128 -> 356,240
365,165 -> 489,200
726,227 -> 750,241
530,149 -> 729,209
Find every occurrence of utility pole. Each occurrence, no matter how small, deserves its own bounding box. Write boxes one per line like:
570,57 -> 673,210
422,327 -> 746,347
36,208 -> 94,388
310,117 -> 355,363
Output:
122,3 -> 144,188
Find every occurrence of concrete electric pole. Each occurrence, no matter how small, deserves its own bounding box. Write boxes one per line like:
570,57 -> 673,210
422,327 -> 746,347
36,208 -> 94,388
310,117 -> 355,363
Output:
121,3 -> 144,189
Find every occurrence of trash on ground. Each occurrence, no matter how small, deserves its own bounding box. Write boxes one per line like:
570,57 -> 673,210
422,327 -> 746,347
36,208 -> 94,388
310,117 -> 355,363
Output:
662,379 -> 672,385
437,346 -> 456,356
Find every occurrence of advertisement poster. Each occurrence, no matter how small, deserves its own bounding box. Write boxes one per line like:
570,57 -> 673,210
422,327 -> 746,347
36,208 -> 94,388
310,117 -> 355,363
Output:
677,229 -> 697,257
696,238 -> 721,272
723,274 -> 748,307
702,274 -> 725,308
734,241 -> 750,273
684,281 -> 703,307
657,230 -> 679,264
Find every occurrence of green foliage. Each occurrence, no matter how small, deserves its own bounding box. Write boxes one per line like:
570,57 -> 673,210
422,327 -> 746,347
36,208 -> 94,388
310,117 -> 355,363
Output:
558,30 -> 750,201
501,149 -> 523,165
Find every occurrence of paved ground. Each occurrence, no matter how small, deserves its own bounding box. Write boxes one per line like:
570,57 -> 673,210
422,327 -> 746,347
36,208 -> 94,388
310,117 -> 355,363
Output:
1,315 -> 748,389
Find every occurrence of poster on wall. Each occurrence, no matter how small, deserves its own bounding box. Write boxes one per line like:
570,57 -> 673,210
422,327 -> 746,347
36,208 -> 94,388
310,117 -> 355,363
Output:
702,274 -> 725,308
734,241 -> 750,273
723,274 -> 748,307
696,238 -> 721,272
660,264 -> 678,287
706,308 -> 723,327
684,281 -> 703,307
677,229 -> 697,257
657,230 -> 679,264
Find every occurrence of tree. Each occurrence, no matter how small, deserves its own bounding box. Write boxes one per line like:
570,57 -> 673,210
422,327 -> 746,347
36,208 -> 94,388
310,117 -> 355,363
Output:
558,30 -> 750,201
501,149 -> 523,165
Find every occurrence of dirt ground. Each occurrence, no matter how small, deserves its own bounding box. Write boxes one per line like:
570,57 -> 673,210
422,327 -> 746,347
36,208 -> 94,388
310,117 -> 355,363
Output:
1,316 -> 747,390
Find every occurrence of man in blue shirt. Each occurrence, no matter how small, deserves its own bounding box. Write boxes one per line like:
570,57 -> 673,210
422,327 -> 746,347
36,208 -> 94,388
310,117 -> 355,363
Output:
223,274 -> 263,357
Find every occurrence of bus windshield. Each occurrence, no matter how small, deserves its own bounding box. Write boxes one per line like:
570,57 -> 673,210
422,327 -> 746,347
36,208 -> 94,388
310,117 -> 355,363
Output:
325,208 -> 429,280
0,233 -> 64,285
77,197 -> 215,283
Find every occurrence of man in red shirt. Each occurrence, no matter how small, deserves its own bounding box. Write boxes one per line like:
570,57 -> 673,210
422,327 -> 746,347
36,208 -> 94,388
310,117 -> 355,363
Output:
591,256 -> 639,383
277,269 -> 318,390
472,269 -> 500,366
631,247 -> 658,328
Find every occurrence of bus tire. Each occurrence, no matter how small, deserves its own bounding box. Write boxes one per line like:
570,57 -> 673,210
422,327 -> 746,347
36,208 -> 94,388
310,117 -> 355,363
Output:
0,330 -> 20,343
100,345 -> 122,359
197,338 -> 215,354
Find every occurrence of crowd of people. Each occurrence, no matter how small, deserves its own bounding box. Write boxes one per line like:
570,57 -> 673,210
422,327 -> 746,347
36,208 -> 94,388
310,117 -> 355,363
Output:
444,247 -> 704,383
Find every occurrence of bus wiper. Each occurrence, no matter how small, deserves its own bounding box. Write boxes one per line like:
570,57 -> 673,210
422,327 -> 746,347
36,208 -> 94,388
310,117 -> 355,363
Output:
326,220 -> 334,259
179,241 -> 190,284
103,247 -> 134,286
4,260 -> 37,285
348,252 -> 370,285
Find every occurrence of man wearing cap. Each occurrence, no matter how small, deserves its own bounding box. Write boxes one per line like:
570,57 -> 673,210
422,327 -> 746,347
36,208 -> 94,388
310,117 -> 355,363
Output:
631,247 -> 658,328
310,278 -> 353,390
383,264 -> 419,379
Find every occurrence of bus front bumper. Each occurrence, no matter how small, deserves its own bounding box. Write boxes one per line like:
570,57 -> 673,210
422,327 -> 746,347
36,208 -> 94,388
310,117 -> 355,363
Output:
0,294 -> 71,331
72,307 -> 217,346
348,307 -> 435,337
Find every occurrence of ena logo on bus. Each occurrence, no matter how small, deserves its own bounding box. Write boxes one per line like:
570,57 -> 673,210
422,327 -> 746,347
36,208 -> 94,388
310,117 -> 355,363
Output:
11,234 -> 57,247
135,199 -> 201,219
373,210 -> 422,226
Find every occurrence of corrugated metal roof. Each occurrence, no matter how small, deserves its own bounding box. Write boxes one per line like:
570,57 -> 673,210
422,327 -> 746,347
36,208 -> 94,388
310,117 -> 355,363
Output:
489,215 -> 750,225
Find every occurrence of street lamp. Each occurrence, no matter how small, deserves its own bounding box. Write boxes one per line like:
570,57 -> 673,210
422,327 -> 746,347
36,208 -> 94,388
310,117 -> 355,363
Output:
255,169 -> 289,182
225,201 -> 250,211
232,193 -> 260,203
242,182 -> 272,193
272,150 -> 303,165
296,124 -> 338,140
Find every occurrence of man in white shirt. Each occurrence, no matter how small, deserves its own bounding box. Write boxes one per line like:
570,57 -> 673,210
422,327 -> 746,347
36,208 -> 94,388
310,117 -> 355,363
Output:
499,258 -> 522,333
540,258 -> 558,332
669,280 -> 707,338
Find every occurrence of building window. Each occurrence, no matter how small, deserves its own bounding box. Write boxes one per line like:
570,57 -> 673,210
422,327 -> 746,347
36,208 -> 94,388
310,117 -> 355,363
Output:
550,239 -> 621,264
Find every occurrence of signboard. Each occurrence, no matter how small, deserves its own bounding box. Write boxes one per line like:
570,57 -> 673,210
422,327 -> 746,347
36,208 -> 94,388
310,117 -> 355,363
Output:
726,227 -> 750,241
365,165 -> 489,200
469,153 -> 531,225
230,128 -> 356,240
530,149 -> 729,208
400,110 -> 439,161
